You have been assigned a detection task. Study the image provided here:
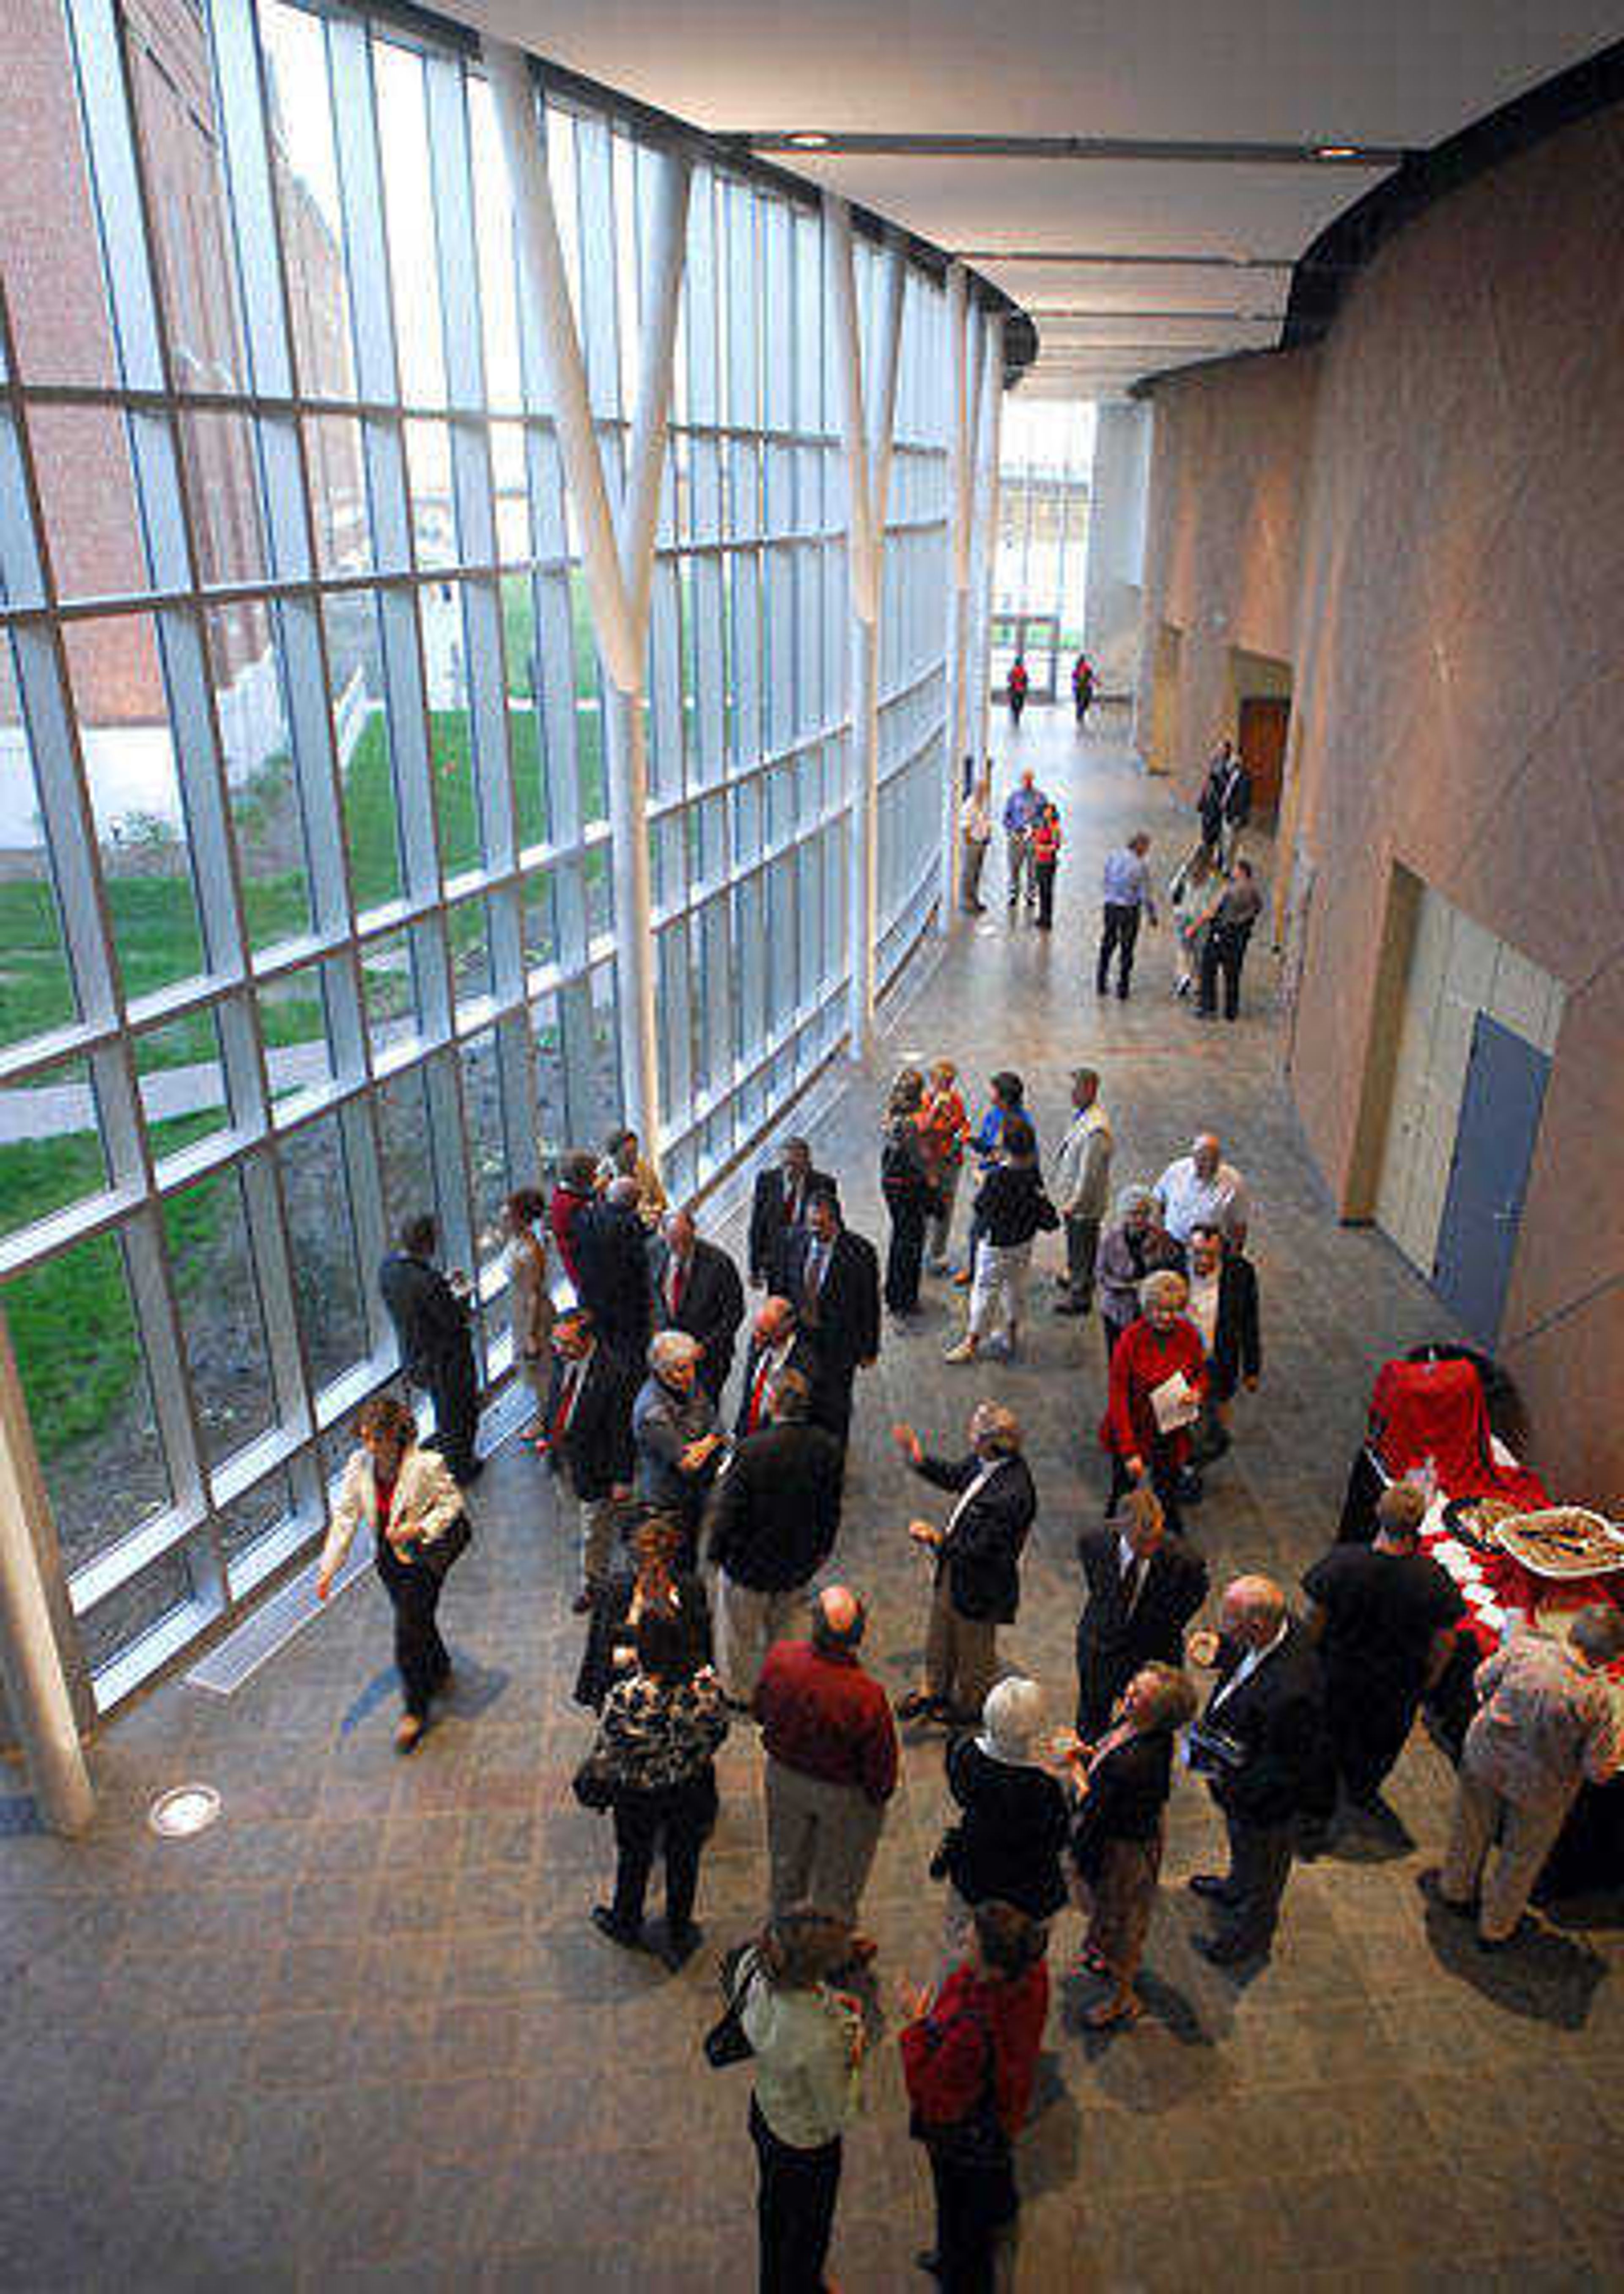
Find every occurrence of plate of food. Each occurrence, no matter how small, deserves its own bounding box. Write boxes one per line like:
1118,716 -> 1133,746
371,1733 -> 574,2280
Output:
1492,1508 -> 1624,1580
1443,1493 -> 1526,1553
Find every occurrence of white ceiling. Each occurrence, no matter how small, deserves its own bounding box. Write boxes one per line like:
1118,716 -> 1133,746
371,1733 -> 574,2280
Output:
448,1 -> 1621,398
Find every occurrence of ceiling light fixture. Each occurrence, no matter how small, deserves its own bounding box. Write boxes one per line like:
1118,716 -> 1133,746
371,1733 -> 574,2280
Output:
1314,145 -> 1360,160
787,132 -> 830,150
148,1783 -> 222,1839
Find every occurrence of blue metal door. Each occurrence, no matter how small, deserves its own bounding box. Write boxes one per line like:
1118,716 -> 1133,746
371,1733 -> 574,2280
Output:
1433,1012 -> 1550,1345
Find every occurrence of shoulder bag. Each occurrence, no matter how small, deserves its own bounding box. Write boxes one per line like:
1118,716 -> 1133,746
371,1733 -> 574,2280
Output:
702,1943 -> 759,2069
908,2003 -> 1010,2168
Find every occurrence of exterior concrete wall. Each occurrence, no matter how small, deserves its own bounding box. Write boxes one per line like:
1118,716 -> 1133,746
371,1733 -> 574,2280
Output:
1137,103 -> 1624,1501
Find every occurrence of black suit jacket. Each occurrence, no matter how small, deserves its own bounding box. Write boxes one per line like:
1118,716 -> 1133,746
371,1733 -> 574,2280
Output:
915,1450 -> 1037,1625
705,1420 -> 844,1591
749,1164 -> 838,1285
571,1202 -> 653,1357
1075,1526 -> 1209,1731
378,1253 -> 472,1383
544,1343 -> 636,1502
1207,1257 -> 1261,1400
732,1331 -> 823,1440
771,1227 -> 881,1379
1201,1621 -> 1324,1827
648,1236 -> 745,1399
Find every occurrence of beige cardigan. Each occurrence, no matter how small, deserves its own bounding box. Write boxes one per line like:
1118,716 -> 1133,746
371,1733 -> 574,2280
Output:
320,1444 -> 464,1578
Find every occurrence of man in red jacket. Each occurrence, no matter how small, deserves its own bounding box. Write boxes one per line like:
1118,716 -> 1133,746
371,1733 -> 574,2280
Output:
754,1586 -> 899,1946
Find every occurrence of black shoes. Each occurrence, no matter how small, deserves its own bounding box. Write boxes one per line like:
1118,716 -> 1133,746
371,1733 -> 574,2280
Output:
1188,1874 -> 1240,1904
591,1906 -> 644,1950
1193,1932 -> 1263,1968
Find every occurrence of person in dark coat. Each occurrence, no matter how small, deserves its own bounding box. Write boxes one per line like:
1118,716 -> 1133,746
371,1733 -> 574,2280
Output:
541,1307 -> 637,1611
1184,1222 -> 1261,1474
1074,1486 -> 1210,1739
770,1191 -> 880,1454
706,1368 -> 844,1702
377,1213 -> 482,1485
748,1138 -> 838,1289
631,1330 -> 725,1557
733,1295 -> 822,1441
572,1177 -> 654,1360
1187,1577 -> 1326,1966
574,1509 -> 711,1711
648,1207 -> 745,1404
937,1677 -> 1070,1954
880,1067 -> 935,1318
892,1403 -> 1037,1726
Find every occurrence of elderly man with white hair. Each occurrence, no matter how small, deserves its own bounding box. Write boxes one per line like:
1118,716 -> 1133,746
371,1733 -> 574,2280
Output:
631,1329 -> 724,1562
1154,1131 -> 1251,1253
891,1403 -> 1038,1726
1186,1575 -> 1325,1966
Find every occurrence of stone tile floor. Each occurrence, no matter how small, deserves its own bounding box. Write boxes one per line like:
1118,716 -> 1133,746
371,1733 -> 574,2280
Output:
4,708 -> 1621,2292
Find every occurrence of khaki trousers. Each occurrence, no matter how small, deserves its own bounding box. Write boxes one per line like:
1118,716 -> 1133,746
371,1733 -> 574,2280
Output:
714,1575 -> 807,1703
579,1493 -> 621,1591
925,1575 -> 998,1719
1440,1764 -> 1574,1941
765,1757 -> 885,1926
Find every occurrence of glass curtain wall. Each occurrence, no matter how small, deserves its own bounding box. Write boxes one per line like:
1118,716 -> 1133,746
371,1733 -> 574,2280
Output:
990,398 -> 1095,700
0,0 -> 953,1705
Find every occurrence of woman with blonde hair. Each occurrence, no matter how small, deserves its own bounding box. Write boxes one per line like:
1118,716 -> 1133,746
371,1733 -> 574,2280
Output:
1062,1659 -> 1198,2027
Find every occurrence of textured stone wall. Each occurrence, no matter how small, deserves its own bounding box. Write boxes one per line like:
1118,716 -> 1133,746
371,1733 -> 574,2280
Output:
1138,103 -> 1624,1500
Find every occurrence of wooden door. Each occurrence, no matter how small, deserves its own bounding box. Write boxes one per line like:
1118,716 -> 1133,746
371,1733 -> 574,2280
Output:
1238,695 -> 1289,821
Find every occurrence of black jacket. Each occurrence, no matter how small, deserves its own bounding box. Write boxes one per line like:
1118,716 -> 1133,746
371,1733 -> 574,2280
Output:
1075,1526 -> 1210,1736
571,1201 -> 654,1357
1068,1730 -> 1175,1877
705,1421 -> 844,1591
770,1227 -> 881,1377
544,1343 -> 636,1502
942,1735 -> 1069,1918
648,1236 -> 745,1400
749,1164 -> 839,1286
573,1565 -> 711,1710
971,1163 -> 1059,1250
1205,1256 -> 1261,1401
378,1252 -> 473,1383
1200,1621 -> 1325,1827
915,1450 -> 1037,1624
732,1331 -> 823,1440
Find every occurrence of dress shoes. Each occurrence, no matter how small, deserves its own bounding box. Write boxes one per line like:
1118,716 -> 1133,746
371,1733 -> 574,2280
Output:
1193,1932 -> 1263,1968
590,1905 -> 645,1950
894,1689 -> 943,1722
1188,1873 -> 1240,1904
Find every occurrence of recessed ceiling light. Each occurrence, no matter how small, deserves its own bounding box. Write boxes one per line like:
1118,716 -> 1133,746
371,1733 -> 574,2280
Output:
148,1783 -> 222,1839
788,132 -> 831,149
1314,145 -> 1359,160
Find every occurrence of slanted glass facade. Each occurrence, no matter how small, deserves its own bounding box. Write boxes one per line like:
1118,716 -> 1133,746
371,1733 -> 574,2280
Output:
0,0 -> 968,1704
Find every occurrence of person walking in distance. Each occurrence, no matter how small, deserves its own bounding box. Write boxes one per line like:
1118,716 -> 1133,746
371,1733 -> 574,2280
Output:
1097,833 -> 1158,1000
1071,650 -> 1095,726
1006,654 -> 1029,725
755,1586 -> 899,1945
1051,1067 -> 1113,1318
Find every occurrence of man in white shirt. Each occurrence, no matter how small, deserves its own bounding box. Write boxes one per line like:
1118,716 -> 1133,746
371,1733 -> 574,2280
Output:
1051,1067 -> 1114,1317
1155,1132 -> 1251,1252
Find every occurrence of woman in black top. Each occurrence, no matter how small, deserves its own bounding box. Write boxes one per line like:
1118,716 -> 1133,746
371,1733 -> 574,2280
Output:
945,1115 -> 1058,1364
1062,1661 -> 1197,2026
880,1067 -> 934,1317
937,1678 -> 1069,1956
573,1510 -> 712,1711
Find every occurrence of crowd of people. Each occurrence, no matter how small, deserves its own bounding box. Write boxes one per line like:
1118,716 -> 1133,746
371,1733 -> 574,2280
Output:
328,734 -> 1619,2294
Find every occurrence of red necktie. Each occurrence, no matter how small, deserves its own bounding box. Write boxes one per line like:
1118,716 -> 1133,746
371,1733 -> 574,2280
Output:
747,1355 -> 771,1432
670,1260 -> 687,1318
551,1364 -> 581,1446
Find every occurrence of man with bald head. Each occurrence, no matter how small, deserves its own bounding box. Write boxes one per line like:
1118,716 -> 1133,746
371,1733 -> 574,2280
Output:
754,1586 -> 899,1937
1155,1131 -> 1251,1254
1186,1574 -> 1325,1966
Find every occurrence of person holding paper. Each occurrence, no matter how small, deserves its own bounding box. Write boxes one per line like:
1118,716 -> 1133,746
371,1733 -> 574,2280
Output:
1098,1270 -> 1208,1534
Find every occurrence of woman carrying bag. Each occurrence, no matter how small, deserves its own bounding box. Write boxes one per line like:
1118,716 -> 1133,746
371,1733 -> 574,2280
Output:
315,1395 -> 470,1753
585,1605 -> 729,1967
900,1899 -> 1049,2294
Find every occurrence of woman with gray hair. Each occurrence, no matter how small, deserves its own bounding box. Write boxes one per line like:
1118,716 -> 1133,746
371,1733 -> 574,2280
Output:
632,1329 -> 724,1562
1099,1268 -> 1207,1535
935,1677 -> 1070,1957
1097,1183 -> 1185,1366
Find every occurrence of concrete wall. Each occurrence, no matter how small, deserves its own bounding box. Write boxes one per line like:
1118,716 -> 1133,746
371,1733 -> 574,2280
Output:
1137,103 -> 1624,1502
1083,403 -> 1150,697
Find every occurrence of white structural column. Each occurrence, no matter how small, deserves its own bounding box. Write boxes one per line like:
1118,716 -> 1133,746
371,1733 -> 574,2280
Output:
827,196 -> 904,1060
1082,401 -> 1152,698
0,1321 -> 93,1833
486,40 -> 689,1160
938,268 -> 986,930
971,321 -> 1007,766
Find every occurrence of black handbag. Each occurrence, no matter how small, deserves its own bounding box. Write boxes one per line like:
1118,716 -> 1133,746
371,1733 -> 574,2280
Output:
702,1944 -> 758,2069
417,1512 -> 472,1579
571,1747 -> 617,1811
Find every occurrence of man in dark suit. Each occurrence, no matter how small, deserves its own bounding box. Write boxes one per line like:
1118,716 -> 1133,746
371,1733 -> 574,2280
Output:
770,1190 -> 879,1452
734,1295 -> 822,1441
648,1207 -> 745,1404
378,1213 -> 482,1485
1075,1488 -> 1210,1738
705,1369 -> 844,1701
1187,1575 -> 1325,1965
891,1404 -> 1037,1725
748,1137 -> 838,1289
540,1307 -> 636,1612
571,1177 -> 653,1361
1185,1223 -> 1261,1473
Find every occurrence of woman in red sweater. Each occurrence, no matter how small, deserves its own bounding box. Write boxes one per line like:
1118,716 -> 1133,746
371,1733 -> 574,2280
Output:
1099,1268 -> 1207,1535
900,1899 -> 1049,2294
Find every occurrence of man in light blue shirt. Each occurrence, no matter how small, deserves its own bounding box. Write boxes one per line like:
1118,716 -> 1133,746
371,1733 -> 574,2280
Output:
1097,832 -> 1158,999
1002,770 -> 1046,910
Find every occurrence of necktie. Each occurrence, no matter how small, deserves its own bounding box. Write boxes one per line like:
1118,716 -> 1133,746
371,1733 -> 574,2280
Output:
1122,1552 -> 1145,1616
551,1363 -> 581,1446
747,1353 -> 772,1432
670,1259 -> 687,1317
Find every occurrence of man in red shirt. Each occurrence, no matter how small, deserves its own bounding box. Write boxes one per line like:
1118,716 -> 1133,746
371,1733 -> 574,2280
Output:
754,1586 -> 898,1946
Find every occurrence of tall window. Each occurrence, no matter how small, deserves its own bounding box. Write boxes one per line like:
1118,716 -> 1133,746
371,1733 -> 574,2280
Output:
0,0 -> 954,1702
991,398 -> 1095,700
